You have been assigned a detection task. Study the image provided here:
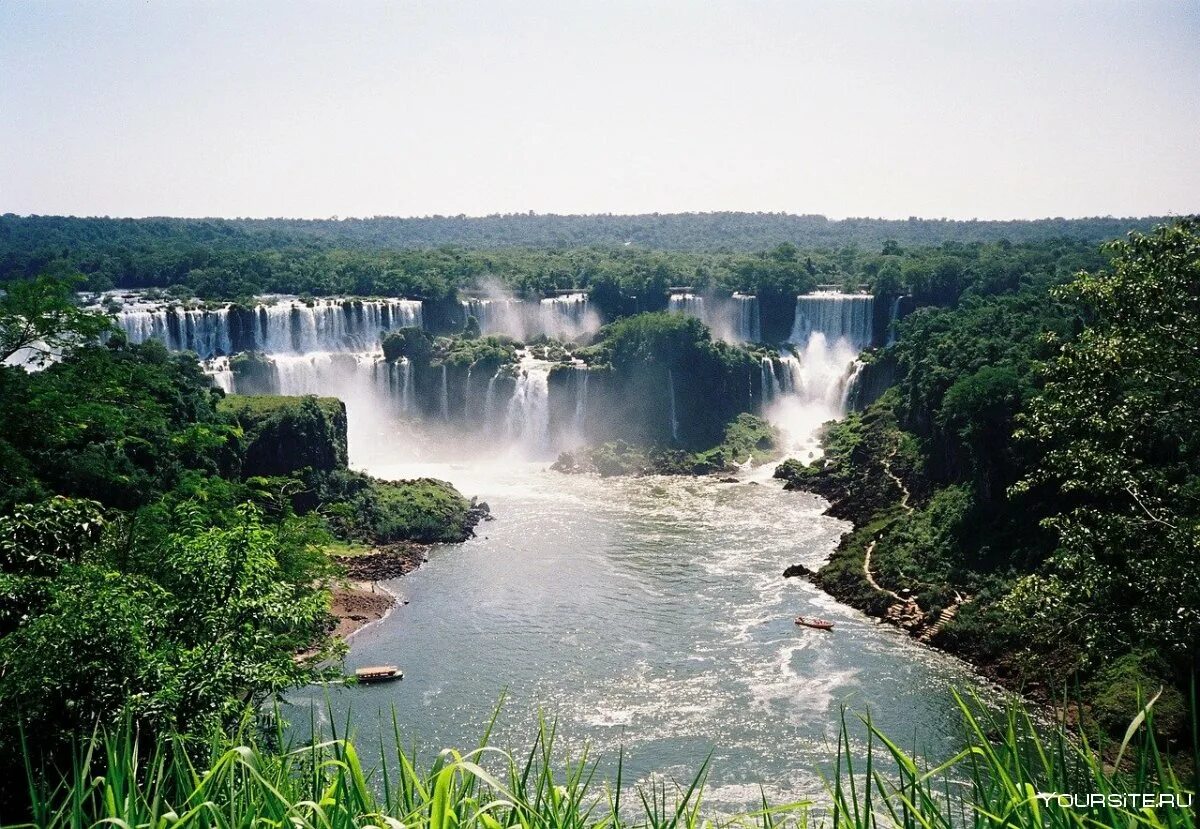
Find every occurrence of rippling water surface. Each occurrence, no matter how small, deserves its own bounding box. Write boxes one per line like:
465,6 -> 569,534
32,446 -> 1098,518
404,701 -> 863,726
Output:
289,455 -> 998,809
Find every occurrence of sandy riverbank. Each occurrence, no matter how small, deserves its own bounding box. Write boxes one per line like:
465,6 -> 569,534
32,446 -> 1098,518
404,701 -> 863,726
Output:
328,544 -> 429,640
330,581 -> 397,640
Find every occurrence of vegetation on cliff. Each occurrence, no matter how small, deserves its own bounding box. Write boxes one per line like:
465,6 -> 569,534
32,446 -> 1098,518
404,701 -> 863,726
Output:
554,413 -> 777,477
217,393 -> 479,544
777,220 -> 1200,747
574,312 -> 760,447
220,394 -> 349,475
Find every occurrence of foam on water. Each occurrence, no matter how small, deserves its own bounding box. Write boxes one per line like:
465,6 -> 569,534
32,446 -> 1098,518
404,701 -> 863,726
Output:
287,462 -> 1005,812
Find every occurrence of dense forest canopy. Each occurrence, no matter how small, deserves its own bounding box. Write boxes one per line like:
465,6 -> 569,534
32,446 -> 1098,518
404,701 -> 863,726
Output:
0,212 -> 1171,254
0,214 -> 1142,323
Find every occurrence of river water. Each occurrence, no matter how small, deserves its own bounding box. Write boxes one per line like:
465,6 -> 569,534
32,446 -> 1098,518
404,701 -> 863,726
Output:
288,450 -> 999,810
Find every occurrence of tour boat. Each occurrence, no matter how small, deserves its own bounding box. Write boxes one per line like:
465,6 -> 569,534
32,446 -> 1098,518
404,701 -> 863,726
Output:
354,665 -> 403,683
794,616 -> 834,631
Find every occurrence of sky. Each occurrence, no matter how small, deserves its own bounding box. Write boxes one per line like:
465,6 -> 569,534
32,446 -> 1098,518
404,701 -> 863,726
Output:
1,0 -> 1197,220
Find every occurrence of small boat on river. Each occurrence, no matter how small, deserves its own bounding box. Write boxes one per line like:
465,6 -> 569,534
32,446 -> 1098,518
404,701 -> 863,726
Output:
355,665 -> 403,683
794,616 -> 834,631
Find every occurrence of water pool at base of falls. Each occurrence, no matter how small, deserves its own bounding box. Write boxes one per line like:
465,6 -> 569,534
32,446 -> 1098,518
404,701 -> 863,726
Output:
287,456 -> 1002,811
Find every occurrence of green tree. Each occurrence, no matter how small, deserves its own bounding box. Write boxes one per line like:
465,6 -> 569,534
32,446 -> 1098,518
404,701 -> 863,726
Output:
1017,220 -> 1200,669
0,499 -> 334,740
462,314 -> 481,339
382,326 -> 434,364
0,274 -> 111,365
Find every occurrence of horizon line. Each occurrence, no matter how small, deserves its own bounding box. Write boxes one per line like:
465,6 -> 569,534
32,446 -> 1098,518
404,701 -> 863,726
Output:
4,210 -> 1191,224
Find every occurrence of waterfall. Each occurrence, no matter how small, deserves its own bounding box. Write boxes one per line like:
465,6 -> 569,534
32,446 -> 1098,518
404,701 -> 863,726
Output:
236,352 -> 400,454
668,294 -> 706,324
462,294 -> 600,341
112,296 -> 423,358
757,292 -> 876,452
760,357 -> 779,405
464,366 -> 473,420
116,306 -> 233,358
462,298 -> 524,339
670,292 -> 762,343
732,293 -> 761,342
505,356 -> 551,451
540,293 -> 599,340
838,360 -> 867,411
208,356 -> 234,393
375,358 -> 414,416
401,358 -> 414,413
668,368 -> 680,443
440,364 -> 450,420
483,374 -> 498,432
789,292 -> 874,351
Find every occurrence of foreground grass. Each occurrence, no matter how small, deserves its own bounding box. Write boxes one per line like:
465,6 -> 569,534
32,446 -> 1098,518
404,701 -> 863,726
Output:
11,691 -> 1197,829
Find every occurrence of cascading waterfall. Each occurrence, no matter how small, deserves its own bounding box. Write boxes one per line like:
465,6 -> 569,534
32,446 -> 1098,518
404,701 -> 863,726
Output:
760,356 -> 780,405
731,293 -> 761,343
117,306 -> 233,358
669,292 -> 761,343
464,367 -> 473,420
112,284 -> 882,459
789,292 -> 874,350
461,294 -> 600,341
540,293 -> 599,340
461,298 -> 524,339
401,359 -> 414,413
763,292 -> 876,451
208,356 -> 234,394
483,375 -> 498,431
504,354 -> 551,451
110,296 -> 423,358
668,293 -> 707,325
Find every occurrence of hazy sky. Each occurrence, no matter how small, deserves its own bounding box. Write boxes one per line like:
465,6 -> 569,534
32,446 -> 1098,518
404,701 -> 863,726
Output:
2,1 -> 1197,220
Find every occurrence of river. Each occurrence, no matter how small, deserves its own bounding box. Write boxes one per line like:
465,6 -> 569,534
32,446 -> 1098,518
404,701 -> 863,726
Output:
287,451 -> 1000,810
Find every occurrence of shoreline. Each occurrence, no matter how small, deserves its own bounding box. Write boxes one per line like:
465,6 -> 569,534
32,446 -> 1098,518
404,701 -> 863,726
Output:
329,544 -> 430,641
329,580 -> 400,641
785,478 -> 1059,710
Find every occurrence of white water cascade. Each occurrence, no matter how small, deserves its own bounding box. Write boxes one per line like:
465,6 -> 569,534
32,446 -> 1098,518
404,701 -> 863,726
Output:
504,353 -> 552,452
117,306 -> 233,358
257,299 -> 423,354
789,292 -> 874,350
572,368 -> 590,434
668,292 -> 760,343
461,294 -> 599,341
667,293 -> 707,322
731,293 -> 761,343
540,294 -> 600,340
111,296 -> 424,358
764,292 -> 876,453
